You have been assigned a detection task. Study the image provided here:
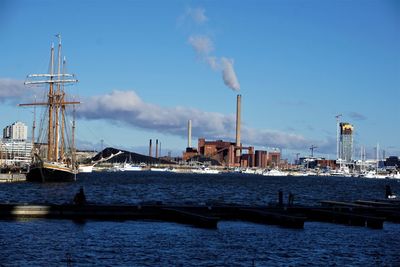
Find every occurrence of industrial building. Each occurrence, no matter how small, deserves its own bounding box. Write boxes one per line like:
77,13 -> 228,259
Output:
182,94 -> 282,168
339,122 -> 354,163
255,150 -> 281,168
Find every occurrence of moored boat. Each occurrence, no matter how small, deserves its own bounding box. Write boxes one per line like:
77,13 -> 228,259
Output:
20,35 -> 79,182
192,167 -> 220,174
78,164 -> 94,173
262,169 -> 288,176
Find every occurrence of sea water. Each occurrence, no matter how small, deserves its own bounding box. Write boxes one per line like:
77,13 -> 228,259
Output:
1,172 -> 399,266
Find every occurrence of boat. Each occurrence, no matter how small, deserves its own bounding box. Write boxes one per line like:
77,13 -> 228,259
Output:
387,172 -> 400,179
78,164 -> 94,173
20,35 -> 79,182
362,171 -> 387,179
122,163 -> 143,171
330,166 -> 352,177
192,167 -> 220,174
262,169 -> 288,176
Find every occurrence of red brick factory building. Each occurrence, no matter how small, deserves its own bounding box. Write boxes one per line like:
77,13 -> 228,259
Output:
183,95 -> 281,168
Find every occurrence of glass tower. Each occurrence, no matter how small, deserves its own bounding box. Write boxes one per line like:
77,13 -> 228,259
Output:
339,122 -> 354,163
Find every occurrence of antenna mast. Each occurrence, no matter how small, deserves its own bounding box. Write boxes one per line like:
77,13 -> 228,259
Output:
335,114 -> 342,161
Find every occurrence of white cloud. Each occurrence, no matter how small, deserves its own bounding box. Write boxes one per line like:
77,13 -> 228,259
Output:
0,78 -> 31,102
0,78 -> 43,105
77,90 -> 323,151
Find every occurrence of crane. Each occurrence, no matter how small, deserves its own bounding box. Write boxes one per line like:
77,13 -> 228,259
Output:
310,145 -> 318,158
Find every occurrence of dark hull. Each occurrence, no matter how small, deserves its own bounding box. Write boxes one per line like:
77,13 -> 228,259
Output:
26,166 -> 76,183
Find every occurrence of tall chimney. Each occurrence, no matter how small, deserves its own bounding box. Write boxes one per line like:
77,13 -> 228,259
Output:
188,119 -> 192,148
155,139 -> 159,158
149,139 -> 152,157
235,94 -> 241,157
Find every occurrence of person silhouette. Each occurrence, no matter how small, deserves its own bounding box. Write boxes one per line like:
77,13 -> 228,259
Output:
73,187 -> 87,205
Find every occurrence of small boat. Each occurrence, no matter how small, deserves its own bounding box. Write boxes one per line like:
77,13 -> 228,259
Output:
192,167 -> 220,174
78,164 -> 94,173
387,172 -> 400,179
262,169 -> 288,176
362,171 -> 387,179
122,163 -> 142,171
241,168 -> 256,174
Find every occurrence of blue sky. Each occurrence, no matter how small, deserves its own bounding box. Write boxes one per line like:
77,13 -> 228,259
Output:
0,0 -> 399,160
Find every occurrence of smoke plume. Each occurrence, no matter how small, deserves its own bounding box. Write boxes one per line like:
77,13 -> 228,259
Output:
183,7 -> 208,25
221,57 -> 240,91
185,7 -> 240,92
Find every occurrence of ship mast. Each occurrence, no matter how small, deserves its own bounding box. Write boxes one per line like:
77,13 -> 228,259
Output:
72,102 -> 76,167
20,34 -> 79,163
48,43 -> 55,161
60,56 -> 66,159
54,34 -> 62,161
32,96 -> 36,157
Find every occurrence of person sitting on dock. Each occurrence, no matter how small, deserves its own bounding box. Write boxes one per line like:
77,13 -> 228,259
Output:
73,187 -> 87,205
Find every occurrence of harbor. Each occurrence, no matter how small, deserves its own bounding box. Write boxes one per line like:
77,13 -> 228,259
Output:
1,171 -> 400,266
0,1 -> 399,266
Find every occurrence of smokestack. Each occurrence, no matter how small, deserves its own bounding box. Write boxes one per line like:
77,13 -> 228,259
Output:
235,94 -> 241,157
155,139 -> 159,158
188,120 -> 192,148
149,139 -> 152,157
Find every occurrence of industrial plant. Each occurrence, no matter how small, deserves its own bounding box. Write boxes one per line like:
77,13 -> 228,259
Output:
182,94 -> 281,168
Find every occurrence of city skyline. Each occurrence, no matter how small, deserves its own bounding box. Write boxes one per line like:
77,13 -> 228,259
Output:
0,0 -> 399,160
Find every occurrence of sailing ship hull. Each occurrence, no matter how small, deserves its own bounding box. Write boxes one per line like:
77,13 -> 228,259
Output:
27,164 -> 76,182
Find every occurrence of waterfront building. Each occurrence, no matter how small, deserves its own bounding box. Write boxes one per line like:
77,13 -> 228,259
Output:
190,138 -> 257,167
0,139 -> 32,166
339,122 -> 354,163
2,121 -> 28,141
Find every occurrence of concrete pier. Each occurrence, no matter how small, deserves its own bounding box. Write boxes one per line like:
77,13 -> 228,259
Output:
0,173 -> 26,183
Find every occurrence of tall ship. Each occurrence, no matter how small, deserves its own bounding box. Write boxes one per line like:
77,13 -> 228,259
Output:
20,35 -> 80,182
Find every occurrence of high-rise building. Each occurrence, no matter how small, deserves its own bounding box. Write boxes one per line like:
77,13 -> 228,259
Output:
339,122 -> 354,162
2,121 -> 28,140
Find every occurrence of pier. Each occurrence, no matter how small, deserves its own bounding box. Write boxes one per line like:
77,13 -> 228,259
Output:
0,173 -> 26,183
1,199 -> 399,230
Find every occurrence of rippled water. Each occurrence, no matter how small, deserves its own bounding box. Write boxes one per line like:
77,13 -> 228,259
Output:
1,172 -> 400,266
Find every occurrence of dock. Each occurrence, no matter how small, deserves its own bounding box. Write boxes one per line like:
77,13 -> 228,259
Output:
1,199 -> 399,230
0,173 -> 26,183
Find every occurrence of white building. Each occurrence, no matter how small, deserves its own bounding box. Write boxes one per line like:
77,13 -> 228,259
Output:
0,139 -> 32,166
3,121 -> 28,140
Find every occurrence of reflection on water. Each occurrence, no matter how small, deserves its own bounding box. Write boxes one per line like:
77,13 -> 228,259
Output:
1,172 -> 400,266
